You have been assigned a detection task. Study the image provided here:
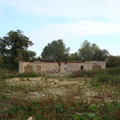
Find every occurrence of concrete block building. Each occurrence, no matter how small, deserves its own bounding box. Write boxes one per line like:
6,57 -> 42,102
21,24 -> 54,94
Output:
19,61 -> 106,74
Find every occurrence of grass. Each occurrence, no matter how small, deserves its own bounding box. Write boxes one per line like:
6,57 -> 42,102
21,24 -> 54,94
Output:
71,67 -> 120,78
0,68 -> 39,80
0,67 -> 120,119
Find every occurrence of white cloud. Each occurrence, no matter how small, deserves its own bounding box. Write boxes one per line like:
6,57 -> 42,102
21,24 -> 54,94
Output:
2,0 -> 120,20
1,0 -> 120,56
27,20 -> 120,40
25,20 -> 120,56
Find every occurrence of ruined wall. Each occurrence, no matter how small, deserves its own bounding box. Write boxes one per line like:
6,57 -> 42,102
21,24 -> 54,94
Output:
84,61 -> 92,71
66,61 -> 106,72
66,62 -> 83,72
43,62 -> 59,72
30,61 -> 42,73
29,61 -> 59,73
19,61 -> 23,73
19,61 -> 106,73
91,61 -> 106,70
60,62 -> 65,73
19,61 -> 30,73
24,64 -> 33,73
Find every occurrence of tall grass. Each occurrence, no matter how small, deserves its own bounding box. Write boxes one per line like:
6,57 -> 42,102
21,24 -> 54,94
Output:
0,68 -> 39,80
71,67 -> 120,78
0,67 -> 120,119
16,72 -> 39,77
92,72 -> 120,86
1,95 -> 120,120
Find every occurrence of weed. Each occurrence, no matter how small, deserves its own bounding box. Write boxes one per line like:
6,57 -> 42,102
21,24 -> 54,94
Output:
79,80 -> 81,83
85,76 -> 87,84
68,76 -> 71,81
71,67 -> 120,78
26,76 -> 29,81
1,68 -> 120,119
1,95 -> 9,101
16,72 -> 39,78
19,76 -> 25,81
59,79 -> 63,82
55,103 -> 64,113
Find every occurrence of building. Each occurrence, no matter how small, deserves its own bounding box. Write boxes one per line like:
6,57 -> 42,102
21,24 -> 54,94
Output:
19,61 -> 106,74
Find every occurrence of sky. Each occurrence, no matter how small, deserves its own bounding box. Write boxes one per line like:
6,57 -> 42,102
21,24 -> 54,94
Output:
0,0 -> 120,57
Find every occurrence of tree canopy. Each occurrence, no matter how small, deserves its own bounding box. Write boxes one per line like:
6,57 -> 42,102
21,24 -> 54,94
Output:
0,30 -> 33,57
78,40 -> 100,61
92,49 -> 109,61
68,52 -> 80,61
41,39 -> 70,61
0,30 -> 34,68
0,29 -> 119,69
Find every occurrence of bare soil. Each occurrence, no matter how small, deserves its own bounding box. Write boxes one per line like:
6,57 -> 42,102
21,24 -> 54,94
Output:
3,76 -> 116,103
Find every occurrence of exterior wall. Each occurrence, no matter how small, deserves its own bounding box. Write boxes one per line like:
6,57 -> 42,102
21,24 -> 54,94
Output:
19,61 -> 30,73
24,64 -> 33,72
29,61 -> 59,73
43,62 -> 58,72
19,61 -> 23,73
84,61 -> 91,71
19,61 -> 106,73
32,61 -> 41,73
60,62 -> 65,73
91,61 -> 106,70
66,62 -> 83,72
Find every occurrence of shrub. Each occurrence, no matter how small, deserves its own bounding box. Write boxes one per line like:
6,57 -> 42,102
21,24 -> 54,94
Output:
92,72 -> 120,86
16,72 -> 39,77
71,67 -> 120,78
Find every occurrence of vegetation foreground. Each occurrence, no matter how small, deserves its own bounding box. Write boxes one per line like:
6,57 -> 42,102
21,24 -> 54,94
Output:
0,68 -> 120,120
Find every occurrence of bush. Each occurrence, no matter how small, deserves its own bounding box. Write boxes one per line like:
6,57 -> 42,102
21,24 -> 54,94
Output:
71,67 -> 120,78
16,72 -> 39,77
92,72 -> 120,86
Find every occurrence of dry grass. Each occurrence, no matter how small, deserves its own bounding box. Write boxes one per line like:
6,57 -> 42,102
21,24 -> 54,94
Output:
2,75 -> 118,103
0,74 -> 120,119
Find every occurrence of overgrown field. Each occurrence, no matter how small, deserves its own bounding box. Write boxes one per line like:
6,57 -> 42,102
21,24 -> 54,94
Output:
0,67 -> 120,120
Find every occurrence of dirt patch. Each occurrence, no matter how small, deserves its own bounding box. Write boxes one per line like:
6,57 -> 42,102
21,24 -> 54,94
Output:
2,76 -> 117,103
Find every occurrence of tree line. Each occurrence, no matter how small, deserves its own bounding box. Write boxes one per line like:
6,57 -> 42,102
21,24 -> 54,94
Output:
0,30 -> 120,70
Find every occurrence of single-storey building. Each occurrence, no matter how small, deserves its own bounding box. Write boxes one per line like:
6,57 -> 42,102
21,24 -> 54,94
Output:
19,61 -> 106,74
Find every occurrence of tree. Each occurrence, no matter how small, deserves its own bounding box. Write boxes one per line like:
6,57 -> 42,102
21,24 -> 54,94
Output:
41,39 -> 70,61
0,55 -> 3,67
14,50 -> 36,62
68,52 -> 80,61
78,40 -> 99,61
92,49 -> 109,61
106,55 -> 117,68
0,30 -> 34,68
116,56 -> 120,66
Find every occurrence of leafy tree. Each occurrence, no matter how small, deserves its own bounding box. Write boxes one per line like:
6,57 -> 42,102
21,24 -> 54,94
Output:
106,55 -> 120,68
0,55 -> 3,67
116,56 -> 120,66
78,40 -> 99,61
41,39 -> 70,61
68,52 -> 80,61
14,50 -> 36,63
106,55 -> 117,68
21,50 -> 36,61
92,49 -> 109,61
31,56 -> 42,61
0,30 -> 34,68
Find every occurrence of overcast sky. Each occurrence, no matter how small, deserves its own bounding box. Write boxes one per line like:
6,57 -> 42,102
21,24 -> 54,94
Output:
0,0 -> 120,57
